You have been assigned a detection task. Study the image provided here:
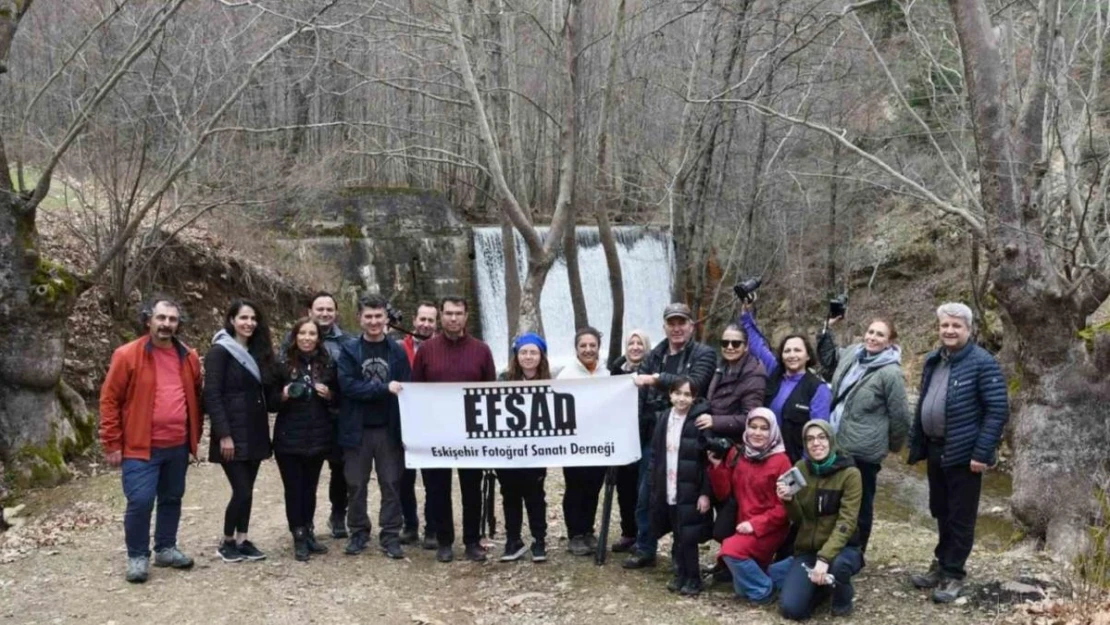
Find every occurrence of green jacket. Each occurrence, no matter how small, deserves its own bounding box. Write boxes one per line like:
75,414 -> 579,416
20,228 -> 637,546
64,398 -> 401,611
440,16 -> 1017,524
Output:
825,338 -> 910,464
785,453 -> 862,563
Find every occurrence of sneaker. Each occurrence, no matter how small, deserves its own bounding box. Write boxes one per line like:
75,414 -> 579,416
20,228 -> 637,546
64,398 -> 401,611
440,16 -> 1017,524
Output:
567,535 -> 590,557
237,540 -> 266,561
583,533 -> 598,551
464,543 -> 488,563
680,579 -> 703,596
911,560 -> 943,589
400,526 -> 419,545
622,551 -> 657,569
381,540 -> 405,560
125,556 -> 149,583
422,531 -> 438,551
500,539 -> 528,562
344,532 -> 369,556
931,577 -> 965,604
217,541 -> 244,563
436,545 -> 454,563
530,540 -> 547,563
611,536 -> 636,553
748,591 -> 775,606
666,576 -> 682,593
328,513 -> 349,539
153,547 -> 194,569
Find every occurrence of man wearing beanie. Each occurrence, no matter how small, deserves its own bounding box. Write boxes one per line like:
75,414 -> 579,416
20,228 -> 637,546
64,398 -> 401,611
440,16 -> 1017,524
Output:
908,303 -> 1008,603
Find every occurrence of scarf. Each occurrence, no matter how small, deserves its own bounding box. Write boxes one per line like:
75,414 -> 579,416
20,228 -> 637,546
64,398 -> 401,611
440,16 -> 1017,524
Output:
829,344 -> 901,432
213,328 -> 261,383
742,407 -> 786,462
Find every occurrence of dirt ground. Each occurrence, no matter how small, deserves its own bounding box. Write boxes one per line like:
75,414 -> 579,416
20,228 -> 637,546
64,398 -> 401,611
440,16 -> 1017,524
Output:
0,460 -> 1063,625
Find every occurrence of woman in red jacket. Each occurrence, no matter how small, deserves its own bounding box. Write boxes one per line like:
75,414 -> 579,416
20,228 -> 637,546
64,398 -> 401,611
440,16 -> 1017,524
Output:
707,407 -> 793,604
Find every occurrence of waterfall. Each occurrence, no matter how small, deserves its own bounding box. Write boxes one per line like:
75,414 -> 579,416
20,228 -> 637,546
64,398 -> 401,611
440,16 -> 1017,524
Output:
473,226 -> 673,371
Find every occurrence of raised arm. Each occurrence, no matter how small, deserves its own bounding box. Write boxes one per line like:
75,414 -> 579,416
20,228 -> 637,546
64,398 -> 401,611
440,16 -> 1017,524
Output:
741,310 -> 778,377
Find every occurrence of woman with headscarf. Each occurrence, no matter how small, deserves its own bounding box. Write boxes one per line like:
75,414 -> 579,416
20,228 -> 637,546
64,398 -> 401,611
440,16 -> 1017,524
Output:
706,407 -> 793,604
819,316 -> 909,555
607,329 -> 652,553
770,420 -> 863,620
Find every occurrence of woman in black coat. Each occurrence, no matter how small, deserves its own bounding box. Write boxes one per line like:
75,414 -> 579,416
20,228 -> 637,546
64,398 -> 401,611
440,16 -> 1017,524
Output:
204,299 -> 275,563
650,376 -> 713,596
271,317 -> 337,561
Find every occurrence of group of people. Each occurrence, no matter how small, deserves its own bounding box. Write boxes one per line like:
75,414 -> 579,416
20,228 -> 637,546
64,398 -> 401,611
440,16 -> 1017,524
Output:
98,290 -> 1008,621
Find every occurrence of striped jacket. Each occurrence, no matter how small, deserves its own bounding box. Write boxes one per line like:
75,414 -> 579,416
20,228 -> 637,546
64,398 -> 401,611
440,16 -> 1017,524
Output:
908,342 -> 1009,468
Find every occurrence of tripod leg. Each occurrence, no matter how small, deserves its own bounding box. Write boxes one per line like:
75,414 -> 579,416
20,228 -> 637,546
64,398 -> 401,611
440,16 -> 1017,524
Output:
595,468 -> 617,565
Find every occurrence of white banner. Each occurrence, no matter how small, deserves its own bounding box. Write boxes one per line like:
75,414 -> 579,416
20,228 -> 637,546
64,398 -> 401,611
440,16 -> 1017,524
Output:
399,376 -> 641,468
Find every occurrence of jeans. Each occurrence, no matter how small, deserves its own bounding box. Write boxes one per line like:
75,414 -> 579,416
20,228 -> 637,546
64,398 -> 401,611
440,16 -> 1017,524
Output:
723,556 -> 774,602
926,441 -> 982,579
344,427 -> 404,542
633,443 -> 657,556
496,468 -> 547,542
275,453 -> 325,531
121,445 -> 189,558
854,459 -> 881,554
774,548 -> 863,621
220,459 -> 262,537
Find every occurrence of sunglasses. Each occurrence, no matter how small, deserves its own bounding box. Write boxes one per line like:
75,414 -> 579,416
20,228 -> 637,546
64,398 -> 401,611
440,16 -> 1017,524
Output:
720,339 -> 747,349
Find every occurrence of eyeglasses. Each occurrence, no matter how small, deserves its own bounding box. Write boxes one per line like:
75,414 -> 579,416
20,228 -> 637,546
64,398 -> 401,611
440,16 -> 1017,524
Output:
720,339 -> 747,349
804,433 -> 829,443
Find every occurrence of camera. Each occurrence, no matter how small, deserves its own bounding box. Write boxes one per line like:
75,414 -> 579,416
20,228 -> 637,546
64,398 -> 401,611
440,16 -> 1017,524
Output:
701,434 -> 734,458
733,277 -> 762,303
386,303 -> 404,327
828,293 -> 848,319
287,381 -> 312,400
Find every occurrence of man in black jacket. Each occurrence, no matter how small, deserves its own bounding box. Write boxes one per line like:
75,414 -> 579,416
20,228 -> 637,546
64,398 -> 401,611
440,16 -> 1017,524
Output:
623,302 -> 716,569
337,295 -> 412,559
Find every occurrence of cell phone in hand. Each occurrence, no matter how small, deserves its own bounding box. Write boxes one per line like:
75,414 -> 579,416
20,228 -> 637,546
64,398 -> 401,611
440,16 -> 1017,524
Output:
777,466 -> 807,496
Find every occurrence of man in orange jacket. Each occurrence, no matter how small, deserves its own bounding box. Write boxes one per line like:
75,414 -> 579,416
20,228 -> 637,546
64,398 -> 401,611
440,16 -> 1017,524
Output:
100,296 -> 203,583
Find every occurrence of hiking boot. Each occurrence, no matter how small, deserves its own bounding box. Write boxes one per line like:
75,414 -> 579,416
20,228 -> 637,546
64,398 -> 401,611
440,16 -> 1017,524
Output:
583,533 -> 598,551
831,581 -> 854,616
666,576 -> 682,593
911,560 -> 943,589
125,556 -> 149,583
622,551 -> 657,569
344,531 -> 369,556
328,513 -> 348,539
611,536 -> 636,553
381,540 -> 405,560
400,526 -> 419,545
436,545 -> 454,563
153,547 -> 194,569
680,578 -> 704,597
931,577 -> 965,604
293,528 -> 311,562
500,539 -> 528,562
530,540 -> 547,563
464,543 -> 488,563
216,540 -> 244,563
422,531 -> 438,551
237,540 -> 266,561
305,527 -> 328,555
567,535 -> 590,556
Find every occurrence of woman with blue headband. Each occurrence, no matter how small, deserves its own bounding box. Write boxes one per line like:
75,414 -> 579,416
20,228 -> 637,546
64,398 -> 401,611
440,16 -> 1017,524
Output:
496,332 -> 551,563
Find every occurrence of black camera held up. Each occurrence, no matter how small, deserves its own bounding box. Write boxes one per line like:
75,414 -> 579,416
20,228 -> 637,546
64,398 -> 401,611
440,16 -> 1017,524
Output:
733,277 -> 763,303
287,380 -> 313,400
828,293 -> 848,319
385,303 -> 404,327
701,434 -> 735,459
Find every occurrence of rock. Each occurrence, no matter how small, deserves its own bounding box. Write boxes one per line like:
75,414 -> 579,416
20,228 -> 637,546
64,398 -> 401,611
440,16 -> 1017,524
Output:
3,504 -> 25,519
504,592 -> 547,608
954,596 -> 969,606
602,603 -> 618,615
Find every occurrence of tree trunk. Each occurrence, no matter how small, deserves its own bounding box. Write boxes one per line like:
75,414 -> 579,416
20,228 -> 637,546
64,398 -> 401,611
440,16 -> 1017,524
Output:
827,138 -> 841,291
564,216 -> 588,330
500,211 -> 521,342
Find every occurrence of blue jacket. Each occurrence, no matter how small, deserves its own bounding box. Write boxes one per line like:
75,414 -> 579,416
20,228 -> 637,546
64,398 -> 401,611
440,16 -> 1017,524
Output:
908,342 -> 1009,468
336,335 -> 412,449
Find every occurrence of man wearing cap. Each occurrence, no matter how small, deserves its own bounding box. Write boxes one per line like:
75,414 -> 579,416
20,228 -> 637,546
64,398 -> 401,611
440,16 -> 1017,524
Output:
624,302 -> 716,569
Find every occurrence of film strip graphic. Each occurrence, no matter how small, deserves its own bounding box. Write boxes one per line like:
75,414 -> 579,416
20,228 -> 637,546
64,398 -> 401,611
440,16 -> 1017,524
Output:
463,386 -> 576,439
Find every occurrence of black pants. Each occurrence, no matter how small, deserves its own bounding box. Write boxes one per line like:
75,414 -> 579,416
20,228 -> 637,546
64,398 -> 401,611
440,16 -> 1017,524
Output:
668,505 -> 700,583
854,459 -> 882,553
496,468 -> 547,543
615,461 -> 639,539
423,467 -> 483,547
275,453 -> 325,531
400,468 -> 431,531
327,456 -> 347,520
220,459 -> 262,537
562,466 -> 605,537
926,441 -> 982,579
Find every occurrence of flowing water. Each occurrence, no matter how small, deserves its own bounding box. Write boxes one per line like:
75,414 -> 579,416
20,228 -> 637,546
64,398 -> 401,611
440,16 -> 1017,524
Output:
473,226 -> 673,371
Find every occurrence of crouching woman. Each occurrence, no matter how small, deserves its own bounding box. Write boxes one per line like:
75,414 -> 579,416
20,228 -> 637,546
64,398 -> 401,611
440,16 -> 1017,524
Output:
706,407 -> 792,604
772,420 -> 863,620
